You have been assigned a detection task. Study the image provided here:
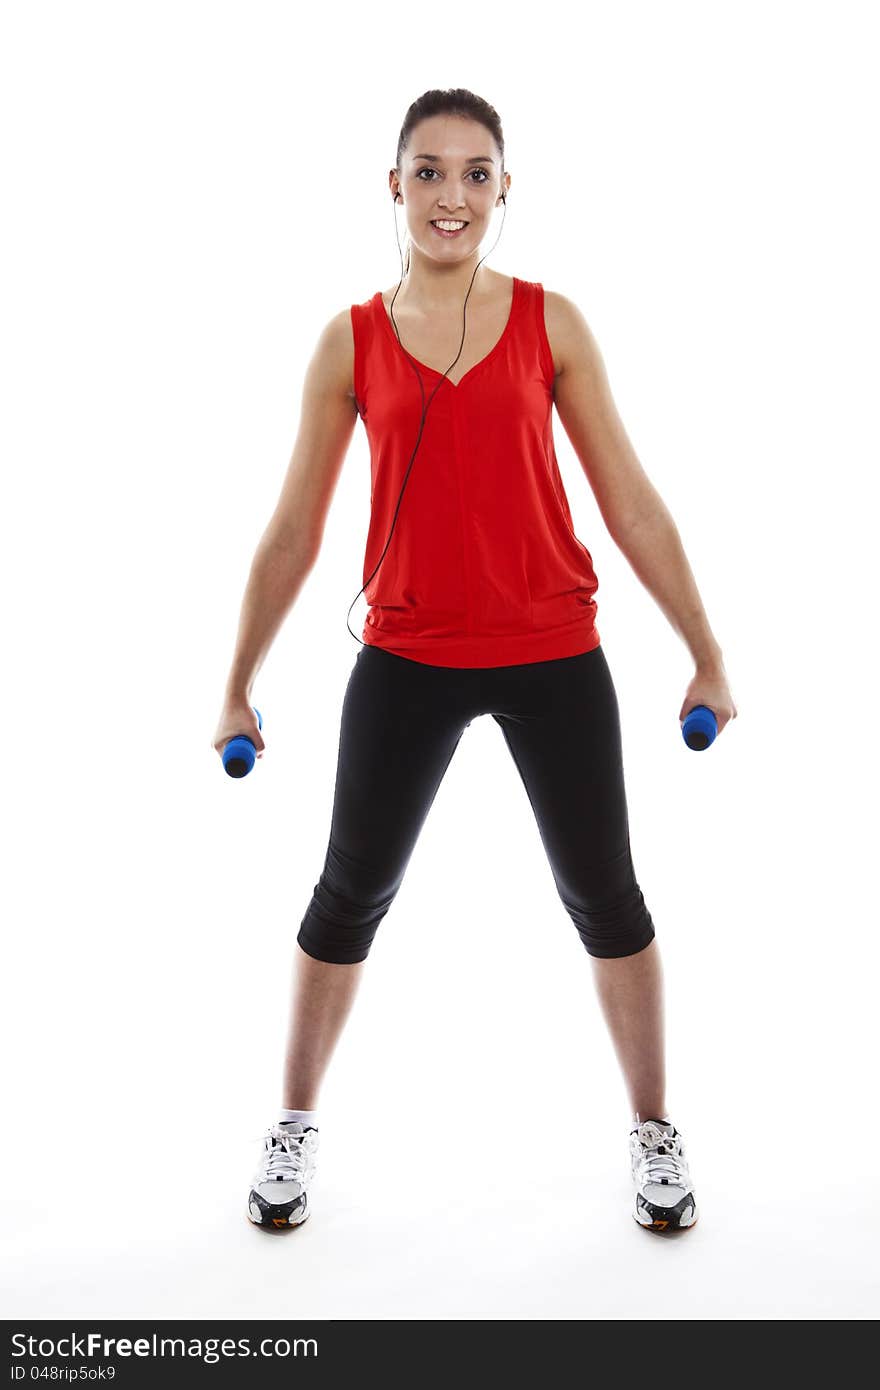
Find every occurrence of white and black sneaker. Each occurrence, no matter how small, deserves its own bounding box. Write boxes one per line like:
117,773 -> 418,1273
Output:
246,1121 -> 319,1230
630,1118 -> 698,1232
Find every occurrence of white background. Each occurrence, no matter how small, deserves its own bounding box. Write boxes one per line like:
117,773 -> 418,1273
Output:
2,0 -> 877,1322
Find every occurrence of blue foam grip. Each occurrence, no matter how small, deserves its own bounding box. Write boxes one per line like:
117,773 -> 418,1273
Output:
681,704 -> 717,751
222,706 -> 263,778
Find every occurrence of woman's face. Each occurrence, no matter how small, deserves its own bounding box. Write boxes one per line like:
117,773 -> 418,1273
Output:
392,114 -> 507,262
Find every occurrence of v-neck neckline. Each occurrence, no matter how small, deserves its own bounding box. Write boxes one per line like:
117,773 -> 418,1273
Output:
375,277 -> 520,390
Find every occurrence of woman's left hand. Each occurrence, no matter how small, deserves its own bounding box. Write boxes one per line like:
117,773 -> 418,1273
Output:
679,661 -> 738,737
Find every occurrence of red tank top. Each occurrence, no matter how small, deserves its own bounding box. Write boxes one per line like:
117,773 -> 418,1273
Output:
351,276 -> 601,667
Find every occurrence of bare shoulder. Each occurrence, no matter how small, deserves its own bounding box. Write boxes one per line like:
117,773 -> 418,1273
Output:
309,305 -> 357,404
541,288 -> 604,384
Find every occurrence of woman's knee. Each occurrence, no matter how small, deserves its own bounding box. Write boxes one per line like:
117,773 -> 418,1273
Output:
296,843 -> 403,965
295,919 -> 377,964
560,879 -> 656,959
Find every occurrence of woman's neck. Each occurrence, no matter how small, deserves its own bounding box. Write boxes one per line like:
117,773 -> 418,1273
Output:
396,256 -> 496,311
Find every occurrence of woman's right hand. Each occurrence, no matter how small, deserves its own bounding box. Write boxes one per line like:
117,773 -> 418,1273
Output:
211,698 -> 266,761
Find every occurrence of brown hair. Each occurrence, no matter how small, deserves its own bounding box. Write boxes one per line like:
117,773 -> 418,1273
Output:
396,87 -> 505,174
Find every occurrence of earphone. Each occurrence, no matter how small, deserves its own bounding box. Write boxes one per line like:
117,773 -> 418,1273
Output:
345,184 -> 508,644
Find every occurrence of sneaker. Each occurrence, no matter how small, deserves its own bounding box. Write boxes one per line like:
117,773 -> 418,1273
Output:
629,1118 -> 698,1231
246,1121 -> 319,1230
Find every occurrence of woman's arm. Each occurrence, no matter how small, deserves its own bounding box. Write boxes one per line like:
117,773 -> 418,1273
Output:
222,308 -> 358,702
546,290 -> 724,673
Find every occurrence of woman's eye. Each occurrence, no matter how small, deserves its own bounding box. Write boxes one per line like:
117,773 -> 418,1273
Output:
416,168 -> 489,183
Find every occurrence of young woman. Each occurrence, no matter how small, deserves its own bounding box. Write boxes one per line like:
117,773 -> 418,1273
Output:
212,88 -> 737,1236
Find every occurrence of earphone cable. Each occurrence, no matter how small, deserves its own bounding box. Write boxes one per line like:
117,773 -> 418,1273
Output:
345,191 -> 507,644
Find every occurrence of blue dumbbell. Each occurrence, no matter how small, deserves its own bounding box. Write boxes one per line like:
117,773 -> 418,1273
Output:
681,704 -> 717,751
223,707 -> 263,778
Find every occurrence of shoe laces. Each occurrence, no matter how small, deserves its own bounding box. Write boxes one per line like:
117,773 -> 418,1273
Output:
633,1121 -> 687,1185
260,1124 -> 318,1182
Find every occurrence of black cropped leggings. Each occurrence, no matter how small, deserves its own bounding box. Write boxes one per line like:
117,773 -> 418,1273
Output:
297,643 -> 656,965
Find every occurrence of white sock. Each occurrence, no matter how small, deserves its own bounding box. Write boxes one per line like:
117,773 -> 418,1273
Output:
279,1107 -> 319,1129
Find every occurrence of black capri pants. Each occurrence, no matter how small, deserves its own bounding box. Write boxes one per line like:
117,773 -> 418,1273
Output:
297,643 -> 656,964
